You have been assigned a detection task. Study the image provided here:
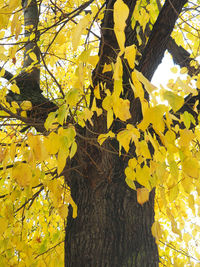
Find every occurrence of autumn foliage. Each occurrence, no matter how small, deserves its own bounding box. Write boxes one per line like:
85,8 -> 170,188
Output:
0,0 -> 200,266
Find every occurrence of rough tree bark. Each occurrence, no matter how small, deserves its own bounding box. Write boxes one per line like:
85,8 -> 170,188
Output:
64,1 -> 188,267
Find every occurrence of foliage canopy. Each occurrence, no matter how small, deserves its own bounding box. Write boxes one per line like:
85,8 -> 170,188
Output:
0,0 -> 200,266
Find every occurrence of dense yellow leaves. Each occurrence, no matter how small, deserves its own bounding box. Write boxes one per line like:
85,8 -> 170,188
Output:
0,0 -> 199,266
12,163 -> 32,187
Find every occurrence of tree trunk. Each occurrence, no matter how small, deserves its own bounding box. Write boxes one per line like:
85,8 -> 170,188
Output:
64,0 -> 188,266
64,139 -> 158,267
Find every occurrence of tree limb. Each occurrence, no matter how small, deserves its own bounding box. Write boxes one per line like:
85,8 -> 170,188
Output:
167,37 -> 200,77
138,0 -> 188,81
22,0 -> 40,83
0,68 -> 13,81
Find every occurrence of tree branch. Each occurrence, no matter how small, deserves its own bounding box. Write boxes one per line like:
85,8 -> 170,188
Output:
0,68 -> 13,81
22,0 -> 40,83
167,37 -> 200,77
138,0 -> 188,81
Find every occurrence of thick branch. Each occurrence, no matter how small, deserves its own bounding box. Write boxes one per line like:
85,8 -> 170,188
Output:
138,0 -> 188,81
22,0 -> 40,83
93,0 -> 137,85
167,37 -> 200,77
0,68 -> 13,81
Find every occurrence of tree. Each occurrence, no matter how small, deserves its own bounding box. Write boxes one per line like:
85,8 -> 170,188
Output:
0,0 -> 200,266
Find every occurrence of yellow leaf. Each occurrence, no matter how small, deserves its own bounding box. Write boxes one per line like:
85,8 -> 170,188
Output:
21,110 -> 27,117
57,147 -> 69,175
0,68 -> 5,77
136,140 -> 151,159
138,105 -> 166,132
171,219 -> 182,238
182,158 -> 199,178
29,52 -> 37,62
180,67 -> 188,74
151,221 -> 162,242
11,101 -> 19,109
125,178 -> 136,190
135,69 -> 157,94
188,194 -> 195,214
168,184 -> 179,202
65,88 -> 79,107
59,126 -> 76,144
117,129 -> 132,152
83,108 -> 93,126
12,163 -> 32,187
163,91 -> 184,112
94,84 -> 101,99
10,84 -> 20,94
196,74 -> 200,89
181,175 -> 194,194
131,71 -> 144,99
91,98 -> 102,116
117,124 -> 140,153
124,45 -> 136,69
102,94 -> 113,111
20,100 -> 32,111
113,97 -> 131,121
70,142 -> 77,159
114,0 -> 129,51
11,12 -> 19,36
28,134 -> 48,162
88,55 -> 99,67
181,111 -> 195,129
176,77 -> 196,95
178,129 -> 195,147
15,20 -> 21,40
115,30 -> 126,52
98,131 -> 115,145
171,66 -> 178,73
107,109 -> 113,129
44,111 -> 57,130
10,142 -> 16,161
113,56 -> 123,80
137,188 -> 149,205
65,193 -> 78,218
114,79 -> 123,97
0,217 -> 8,235
72,15 -> 90,50
102,63 -> 112,73
136,165 -> 151,189
58,204 -> 68,219
44,132 -> 60,155
71,198 -> 77,218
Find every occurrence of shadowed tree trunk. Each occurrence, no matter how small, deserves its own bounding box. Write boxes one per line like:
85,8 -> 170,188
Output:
65,141 -> 158,266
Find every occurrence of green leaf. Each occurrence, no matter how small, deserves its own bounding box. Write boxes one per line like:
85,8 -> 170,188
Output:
163,91 -> 184,112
